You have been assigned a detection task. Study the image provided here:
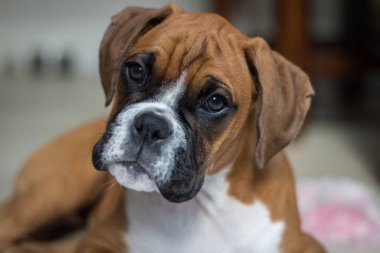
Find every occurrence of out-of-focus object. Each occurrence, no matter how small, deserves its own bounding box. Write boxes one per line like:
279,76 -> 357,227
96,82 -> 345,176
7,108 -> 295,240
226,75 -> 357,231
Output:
31,42 -> 72,78
1,53 -> 16,78
213,0 -> 380,125
298,178 -> 380,245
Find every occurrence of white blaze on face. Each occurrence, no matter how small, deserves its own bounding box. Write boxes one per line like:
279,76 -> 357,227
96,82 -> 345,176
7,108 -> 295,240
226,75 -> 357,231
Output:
159,71 -> 187,107
103,72 -> 188,192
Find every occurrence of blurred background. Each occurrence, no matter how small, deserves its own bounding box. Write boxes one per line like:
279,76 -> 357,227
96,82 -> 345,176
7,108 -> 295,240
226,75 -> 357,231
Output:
0,0 -> 379,252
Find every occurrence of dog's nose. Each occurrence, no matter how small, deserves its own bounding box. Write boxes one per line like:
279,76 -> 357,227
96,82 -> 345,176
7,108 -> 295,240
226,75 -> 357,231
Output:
134,110 -> 173,144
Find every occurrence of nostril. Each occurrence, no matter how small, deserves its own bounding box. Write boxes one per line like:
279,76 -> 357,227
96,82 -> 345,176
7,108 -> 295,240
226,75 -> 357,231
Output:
153,126 -> 172,140
134,114 -> 143,132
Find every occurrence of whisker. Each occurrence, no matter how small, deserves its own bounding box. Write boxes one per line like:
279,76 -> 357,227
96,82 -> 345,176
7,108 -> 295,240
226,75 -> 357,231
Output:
98,178 -> 116,191
105,181 -> 117,193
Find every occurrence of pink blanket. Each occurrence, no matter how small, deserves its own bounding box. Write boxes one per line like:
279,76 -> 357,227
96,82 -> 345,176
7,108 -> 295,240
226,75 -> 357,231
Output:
297,178 -> 380,245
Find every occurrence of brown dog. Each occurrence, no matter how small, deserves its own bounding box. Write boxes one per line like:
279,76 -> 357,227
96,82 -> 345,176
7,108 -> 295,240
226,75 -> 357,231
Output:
0,3 -> 326,253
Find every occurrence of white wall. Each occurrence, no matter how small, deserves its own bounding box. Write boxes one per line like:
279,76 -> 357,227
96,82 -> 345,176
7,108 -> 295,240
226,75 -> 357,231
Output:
0,0 -> 211,76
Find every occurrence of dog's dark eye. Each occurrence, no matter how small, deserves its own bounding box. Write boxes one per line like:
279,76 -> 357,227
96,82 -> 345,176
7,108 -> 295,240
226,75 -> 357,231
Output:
126,62 -> 145,83
204,94 -> 228,112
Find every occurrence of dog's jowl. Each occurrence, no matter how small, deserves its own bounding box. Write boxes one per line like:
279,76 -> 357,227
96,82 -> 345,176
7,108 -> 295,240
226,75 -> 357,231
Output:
0,3 -> 326,253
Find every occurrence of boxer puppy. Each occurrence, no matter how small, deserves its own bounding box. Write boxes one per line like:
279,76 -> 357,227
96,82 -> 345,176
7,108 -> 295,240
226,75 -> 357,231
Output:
0,3 -> 326,253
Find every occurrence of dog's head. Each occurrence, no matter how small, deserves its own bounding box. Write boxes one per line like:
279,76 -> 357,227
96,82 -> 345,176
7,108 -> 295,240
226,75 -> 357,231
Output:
92,3 -> 314,203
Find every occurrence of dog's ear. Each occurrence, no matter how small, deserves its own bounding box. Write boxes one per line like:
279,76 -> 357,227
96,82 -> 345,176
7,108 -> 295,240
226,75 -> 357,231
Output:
99,3 -> 183,106
244,37 -> 314,169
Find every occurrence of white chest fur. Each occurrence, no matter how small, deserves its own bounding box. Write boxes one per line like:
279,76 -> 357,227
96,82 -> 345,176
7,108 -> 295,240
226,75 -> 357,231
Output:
124,169 -> 285,253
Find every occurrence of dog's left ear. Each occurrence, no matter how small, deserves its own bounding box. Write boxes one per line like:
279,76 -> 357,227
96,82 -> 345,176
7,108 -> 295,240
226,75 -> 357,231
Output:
99,3 -> 183,106
244,37 -> 314,169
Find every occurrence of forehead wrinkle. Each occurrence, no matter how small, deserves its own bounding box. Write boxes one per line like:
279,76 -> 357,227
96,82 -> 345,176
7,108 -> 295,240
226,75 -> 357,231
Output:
184,54 -> 213,93
181,34 -> 226,86
208,30 -> 224,57
163,35 -> 189,79
181,36 -> 208,70
163,33 -> 209,82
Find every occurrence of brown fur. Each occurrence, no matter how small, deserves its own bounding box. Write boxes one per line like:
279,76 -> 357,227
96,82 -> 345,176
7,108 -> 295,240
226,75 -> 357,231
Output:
0,119 -> 127,253
0,3 -> 325,253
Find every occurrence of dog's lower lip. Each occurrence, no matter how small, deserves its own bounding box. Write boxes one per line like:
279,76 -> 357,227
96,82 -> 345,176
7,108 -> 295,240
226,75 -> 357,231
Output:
113,161 -> 153,179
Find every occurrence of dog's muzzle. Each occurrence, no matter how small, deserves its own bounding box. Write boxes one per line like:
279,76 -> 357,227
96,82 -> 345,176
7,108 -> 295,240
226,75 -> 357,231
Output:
91,100 -> 189,195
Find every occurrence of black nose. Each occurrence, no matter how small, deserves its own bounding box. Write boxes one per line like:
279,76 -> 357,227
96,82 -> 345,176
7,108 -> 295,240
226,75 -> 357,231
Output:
134,110 -> 173,144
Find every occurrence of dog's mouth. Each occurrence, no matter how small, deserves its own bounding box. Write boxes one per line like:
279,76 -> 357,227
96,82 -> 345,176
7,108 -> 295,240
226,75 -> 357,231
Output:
107,160 -> 158,192
116,161 -> 152,179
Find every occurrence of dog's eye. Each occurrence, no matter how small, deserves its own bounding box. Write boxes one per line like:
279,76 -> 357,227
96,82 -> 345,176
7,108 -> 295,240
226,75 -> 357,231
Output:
204,94 -> 228,113
126,62 -> 146,83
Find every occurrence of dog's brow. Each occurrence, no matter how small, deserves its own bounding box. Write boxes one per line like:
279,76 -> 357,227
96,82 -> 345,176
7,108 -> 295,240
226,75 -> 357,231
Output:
207,75 -> 229,89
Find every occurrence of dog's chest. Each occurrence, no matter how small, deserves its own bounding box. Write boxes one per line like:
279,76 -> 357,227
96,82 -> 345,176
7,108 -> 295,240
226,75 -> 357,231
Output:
124,171 -> 285,253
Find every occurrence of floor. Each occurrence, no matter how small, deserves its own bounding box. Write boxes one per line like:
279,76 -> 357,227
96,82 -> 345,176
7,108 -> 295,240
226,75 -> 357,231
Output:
0,76 -> 379,253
